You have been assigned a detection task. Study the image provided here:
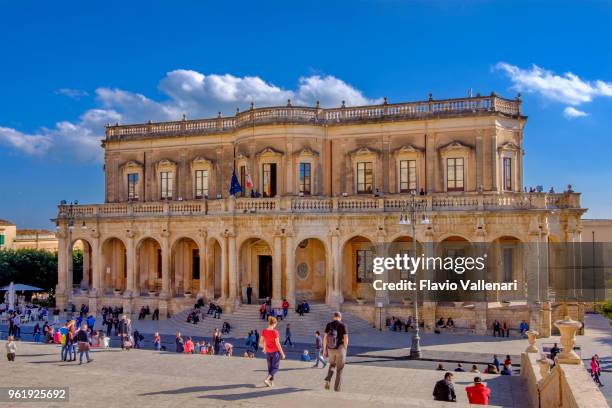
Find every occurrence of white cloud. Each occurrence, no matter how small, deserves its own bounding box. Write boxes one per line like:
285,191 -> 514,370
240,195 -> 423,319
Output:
563,106 -> 588,119
0,127 -> 53,155
1,71 -> 378,162
495,62 -> 612,107
56,88 -> 89,99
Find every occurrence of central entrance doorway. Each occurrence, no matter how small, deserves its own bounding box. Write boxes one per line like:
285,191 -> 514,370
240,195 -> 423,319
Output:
258,255 -> 273,298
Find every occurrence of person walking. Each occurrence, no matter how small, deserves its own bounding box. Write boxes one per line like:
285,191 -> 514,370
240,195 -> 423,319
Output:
75,324 -> 93,364
433,372 -> 456,402
591,355 -> 604,387
283,323 -> 294,347
465,377 -> 491,405
212,328 -> 221,355
246,284 -> 253,305
118,315 -> 131,350
323,311 -> 348,392
312,330 -> 327,368
5,335 -> 16,362
260,316 -> 285,387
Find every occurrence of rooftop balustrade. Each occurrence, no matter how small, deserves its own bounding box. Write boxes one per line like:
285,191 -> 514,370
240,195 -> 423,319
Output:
105,94 -> 522,140
56,191 -> 580,220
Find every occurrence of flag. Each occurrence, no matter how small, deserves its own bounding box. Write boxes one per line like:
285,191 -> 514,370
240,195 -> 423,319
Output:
229,169 -> 242,196
245,173 -> 253,190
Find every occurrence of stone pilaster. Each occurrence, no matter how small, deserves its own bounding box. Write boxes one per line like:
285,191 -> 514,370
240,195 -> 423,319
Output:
272,234 -> 282,306
285,233 -> 296,307
197,229 -> 208,300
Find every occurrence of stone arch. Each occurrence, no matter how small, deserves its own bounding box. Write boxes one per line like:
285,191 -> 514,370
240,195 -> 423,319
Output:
487,235 -> 524,301
206,237 -> 223,299
101,237 -> 127,295
293,237 -> 328,301
69,238 -> 92,293
341,235 -> 376,302
136,237 -> 161,295
387,235 -> 424,303
171,237 -> 200,296
239,237 -> 273,301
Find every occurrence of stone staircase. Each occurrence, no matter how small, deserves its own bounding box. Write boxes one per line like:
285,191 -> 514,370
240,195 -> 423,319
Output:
132,302 -> 377,342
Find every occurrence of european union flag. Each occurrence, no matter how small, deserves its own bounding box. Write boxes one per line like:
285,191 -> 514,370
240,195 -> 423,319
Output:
229,169 -> 242,196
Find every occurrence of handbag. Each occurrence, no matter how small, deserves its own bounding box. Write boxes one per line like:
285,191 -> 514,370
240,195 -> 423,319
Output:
78,341 -> 90,352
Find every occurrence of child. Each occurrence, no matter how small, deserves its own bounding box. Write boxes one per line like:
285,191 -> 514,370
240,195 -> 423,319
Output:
300,349 -> 311,362
6,336 -> 16,361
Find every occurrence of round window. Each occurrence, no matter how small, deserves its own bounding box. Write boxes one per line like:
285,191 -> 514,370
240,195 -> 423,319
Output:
297,262 -> 309,280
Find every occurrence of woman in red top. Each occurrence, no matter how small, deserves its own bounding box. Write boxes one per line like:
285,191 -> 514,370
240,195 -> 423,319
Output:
465,377 -> 491,405
184,336 -> 195,354
260,316 -> 286,387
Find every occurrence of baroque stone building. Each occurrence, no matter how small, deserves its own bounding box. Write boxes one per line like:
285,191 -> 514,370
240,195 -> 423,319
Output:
54,94 -> 586,336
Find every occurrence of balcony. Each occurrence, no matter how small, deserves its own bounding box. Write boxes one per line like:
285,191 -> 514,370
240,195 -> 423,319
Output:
56,191 -> 581,220
105,94 -> 522,141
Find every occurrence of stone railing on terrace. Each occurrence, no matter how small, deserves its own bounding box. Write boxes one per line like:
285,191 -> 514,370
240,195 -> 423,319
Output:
105,94 -> 522,140
56,192 -> 580,220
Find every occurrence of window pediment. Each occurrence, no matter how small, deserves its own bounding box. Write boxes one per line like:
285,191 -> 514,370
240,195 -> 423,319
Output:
156,159 -> 177,171
349,146 -> 380,158
192,156 -> 213,168
256,147 -> 283,158
498,142 -> 520,152
121,160 -> 143,171
294,147 -> 319,158
393,144 -> 423,158
440,141 -> 472,153
235,153 -> 249,161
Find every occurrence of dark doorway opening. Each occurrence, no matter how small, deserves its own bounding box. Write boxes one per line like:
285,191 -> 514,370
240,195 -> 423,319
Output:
262,163 -> 277,197
258,255 -> 273,298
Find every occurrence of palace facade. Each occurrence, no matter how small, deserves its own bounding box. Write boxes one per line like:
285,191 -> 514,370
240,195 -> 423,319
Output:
54,94 -> 586,336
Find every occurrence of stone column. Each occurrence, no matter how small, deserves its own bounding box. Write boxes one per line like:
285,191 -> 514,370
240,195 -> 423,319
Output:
272,234 -> 282,305
327,231 -> 343,308
228,233 -> 238,302
220,237 -> 228,299
56,231 -> 69,310
125,235 -> 135,296
374,238 -> 389,306
160,233 -> 170,298
81,247 -> 90,289
197,231 -> 207,300
474,302 -> 488,335
285,234 -> 296,307
88,235 -> 100,314
65,234 -> 74,306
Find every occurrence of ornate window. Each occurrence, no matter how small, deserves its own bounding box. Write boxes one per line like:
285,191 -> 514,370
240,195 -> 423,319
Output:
257,147 -> 283,197
498,142 -> 520,192
350,147 -> 379,195
503,157 -> 512,192
127,173 -> 139,200
160,171 -> 173,199
299,162 -> 311,195
446,158 -> 464,191
120,161 -> 144,202
356,162 -> 373,193
356,249 -> 374,283
394,144 -> 423,193
399,160 -> 417,192
440,142 -> 471,192
192,157 -> 213,199
155,159 -> 177,200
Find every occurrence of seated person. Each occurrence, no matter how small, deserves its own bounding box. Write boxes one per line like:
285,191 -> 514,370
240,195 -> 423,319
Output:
303,301 -> 310,313
500,364 -> 512,375
446,317 -> 455,328
300,350 -> 311,362
436,317 -> 446,328
221,321 -> 231,334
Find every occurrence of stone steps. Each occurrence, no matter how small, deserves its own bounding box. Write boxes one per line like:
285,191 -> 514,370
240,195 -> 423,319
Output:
131,302 -> 377,341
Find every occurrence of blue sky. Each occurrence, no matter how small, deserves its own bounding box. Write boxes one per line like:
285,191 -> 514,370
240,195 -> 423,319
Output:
1,1 -> 611,228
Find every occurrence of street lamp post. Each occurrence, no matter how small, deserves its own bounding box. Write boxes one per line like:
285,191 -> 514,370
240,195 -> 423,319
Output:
399,191 -> 429,359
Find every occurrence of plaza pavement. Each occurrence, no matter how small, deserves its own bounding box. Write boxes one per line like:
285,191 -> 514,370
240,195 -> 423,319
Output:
2,313 -> 609,405
2,341 -> 530,408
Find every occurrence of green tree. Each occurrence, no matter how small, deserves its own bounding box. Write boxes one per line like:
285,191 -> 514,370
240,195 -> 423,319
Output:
0,249 -> 59,291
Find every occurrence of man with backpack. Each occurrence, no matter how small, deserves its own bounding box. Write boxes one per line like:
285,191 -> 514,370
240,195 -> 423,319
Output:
323,311 -> 348,392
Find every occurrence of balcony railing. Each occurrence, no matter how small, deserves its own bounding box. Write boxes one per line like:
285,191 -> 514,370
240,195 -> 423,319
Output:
56,192 -> 581,219
105,94 -> 522,140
